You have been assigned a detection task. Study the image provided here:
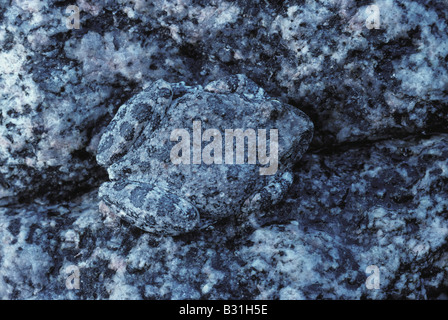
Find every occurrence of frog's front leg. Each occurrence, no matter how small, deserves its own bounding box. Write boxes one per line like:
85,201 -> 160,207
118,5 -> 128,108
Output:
99,181 -> 200,236
241,171 -> 294,215
96,79 -> 173,167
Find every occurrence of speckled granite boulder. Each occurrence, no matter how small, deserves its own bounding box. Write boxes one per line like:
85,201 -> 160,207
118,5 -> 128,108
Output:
1,0 -> 447,204
1,134 -> 447,299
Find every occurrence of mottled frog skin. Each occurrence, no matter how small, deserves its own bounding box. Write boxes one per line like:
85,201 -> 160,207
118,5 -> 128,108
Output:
96,75 -> 313,235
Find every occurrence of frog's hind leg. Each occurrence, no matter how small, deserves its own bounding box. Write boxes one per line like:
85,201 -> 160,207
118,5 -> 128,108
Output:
99,181 -> 200,236
96,79 -> 173,167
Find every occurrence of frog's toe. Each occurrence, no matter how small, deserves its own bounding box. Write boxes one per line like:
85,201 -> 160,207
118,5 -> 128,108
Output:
241,171 -> 293,214
98,181 -> 200,236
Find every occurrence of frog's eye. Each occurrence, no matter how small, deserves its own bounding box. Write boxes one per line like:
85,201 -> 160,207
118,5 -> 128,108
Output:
159,88 -> 172,99
226,75 -> 239,92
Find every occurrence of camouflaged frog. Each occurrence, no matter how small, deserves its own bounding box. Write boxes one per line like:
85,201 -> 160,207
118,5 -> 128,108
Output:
96,75 -> 313,236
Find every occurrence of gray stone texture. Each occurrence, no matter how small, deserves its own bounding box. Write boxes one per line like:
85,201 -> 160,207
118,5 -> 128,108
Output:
0,0 -> 447,299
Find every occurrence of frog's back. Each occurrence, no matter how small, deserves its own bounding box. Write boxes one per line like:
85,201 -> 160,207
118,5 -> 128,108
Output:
112,90 -> 312,220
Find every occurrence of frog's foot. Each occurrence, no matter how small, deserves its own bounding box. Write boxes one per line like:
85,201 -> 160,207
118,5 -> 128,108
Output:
241,171 -> 294,215
98,181 -> 200,236
204,74 -> 268,100
96,79 -> 173,167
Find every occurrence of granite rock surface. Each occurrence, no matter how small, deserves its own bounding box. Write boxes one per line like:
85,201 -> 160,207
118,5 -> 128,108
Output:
0,0 -> 447,299
1,134 -> 448,299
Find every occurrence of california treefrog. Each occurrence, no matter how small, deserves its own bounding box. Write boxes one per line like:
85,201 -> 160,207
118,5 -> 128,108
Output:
97,75 -> 313,235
